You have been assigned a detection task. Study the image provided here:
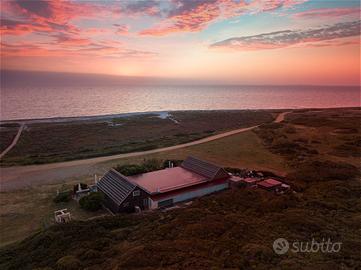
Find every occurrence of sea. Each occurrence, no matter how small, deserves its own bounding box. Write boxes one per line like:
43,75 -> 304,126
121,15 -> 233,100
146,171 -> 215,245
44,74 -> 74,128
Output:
0,85 -> 360,121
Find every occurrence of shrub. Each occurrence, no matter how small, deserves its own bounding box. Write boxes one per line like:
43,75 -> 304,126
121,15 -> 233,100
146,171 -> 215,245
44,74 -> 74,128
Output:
79,192 -> 104,211
162,159 -> 183,168
115,159 -> 164,176
56,255 -> 81,270
289,160 -> 360,182
143,158 -> 162,171
53,191 -> 71,203
114,164 -> 147,176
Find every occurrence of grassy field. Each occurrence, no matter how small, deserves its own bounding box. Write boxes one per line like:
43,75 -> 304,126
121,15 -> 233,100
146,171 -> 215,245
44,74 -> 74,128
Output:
0,110 -> 274,166
0,178 -> 107,247
0,108 -> 360,269
99,130 -> 287,176
0,129 -> 285,248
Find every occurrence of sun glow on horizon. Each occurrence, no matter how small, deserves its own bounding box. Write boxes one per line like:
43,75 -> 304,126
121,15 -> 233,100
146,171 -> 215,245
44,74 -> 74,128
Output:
1,0 -> 360,85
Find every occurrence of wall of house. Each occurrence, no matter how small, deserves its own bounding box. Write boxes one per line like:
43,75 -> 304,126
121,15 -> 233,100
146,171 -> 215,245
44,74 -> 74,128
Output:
119,187 -> 150,212
101,192 -> 121,213
150,182 -> 229,209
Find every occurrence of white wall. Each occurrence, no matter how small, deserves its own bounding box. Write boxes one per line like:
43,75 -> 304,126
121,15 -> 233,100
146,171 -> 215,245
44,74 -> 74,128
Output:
150,182 -> 229,209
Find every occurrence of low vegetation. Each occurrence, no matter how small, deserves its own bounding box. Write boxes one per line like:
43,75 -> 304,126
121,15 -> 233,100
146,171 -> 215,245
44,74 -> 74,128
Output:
0,167 -> 359,269
0,108 -> 360,269
0,179 -> 107,248
114,159 -> 182,176
0,123 -> 19,152
53,191 -> 72,204
254,108 -> 361,167
0,110 -> 274,166
79,193 -> 104,212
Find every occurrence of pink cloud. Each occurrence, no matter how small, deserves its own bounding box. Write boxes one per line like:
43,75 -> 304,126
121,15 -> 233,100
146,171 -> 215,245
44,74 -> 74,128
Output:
294,7 -> 361,18
0,0 -> 112,36
140,0 -> 222,36
140,0 -> 306,36
114,24 -> 130,35
1,41 -> 156,59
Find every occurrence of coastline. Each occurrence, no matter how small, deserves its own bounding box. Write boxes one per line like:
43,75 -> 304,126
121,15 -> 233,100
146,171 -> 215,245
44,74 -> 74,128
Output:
0,106 -> 359,124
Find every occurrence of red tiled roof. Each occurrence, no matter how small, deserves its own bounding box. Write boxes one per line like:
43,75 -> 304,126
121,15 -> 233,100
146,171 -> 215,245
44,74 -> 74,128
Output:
257,178 -> 282,188
128,167 -> 208,194
128,157 -> 230,194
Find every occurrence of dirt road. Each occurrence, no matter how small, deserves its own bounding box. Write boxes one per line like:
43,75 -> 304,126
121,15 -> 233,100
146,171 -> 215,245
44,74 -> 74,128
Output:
0,112 -> 289,191
0,124 -> 25,159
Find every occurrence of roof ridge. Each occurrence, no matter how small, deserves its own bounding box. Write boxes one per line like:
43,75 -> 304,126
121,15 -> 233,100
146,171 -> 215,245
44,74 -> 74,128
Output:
110,168 -> 136,187
187,156 -> 221,168
110,168 -> 151,194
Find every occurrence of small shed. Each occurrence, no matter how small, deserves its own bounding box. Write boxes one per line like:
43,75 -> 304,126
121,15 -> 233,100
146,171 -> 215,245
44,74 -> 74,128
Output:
257,178 -> 282,191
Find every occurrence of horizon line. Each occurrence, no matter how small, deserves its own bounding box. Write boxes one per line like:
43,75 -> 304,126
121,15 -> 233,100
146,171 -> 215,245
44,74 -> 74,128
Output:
1,69 -> 359,87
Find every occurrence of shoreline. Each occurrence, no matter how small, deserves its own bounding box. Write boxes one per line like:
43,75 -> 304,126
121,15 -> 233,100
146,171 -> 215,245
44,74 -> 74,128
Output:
1,106 -> 359,124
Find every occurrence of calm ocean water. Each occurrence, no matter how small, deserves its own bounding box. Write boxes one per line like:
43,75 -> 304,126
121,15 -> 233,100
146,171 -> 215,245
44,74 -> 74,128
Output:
0,85 -> 360,121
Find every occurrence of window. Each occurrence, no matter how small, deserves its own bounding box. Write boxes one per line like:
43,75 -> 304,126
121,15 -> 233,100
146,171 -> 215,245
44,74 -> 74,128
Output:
158,198 -> 174,208
133,190 -> 140,197
143,198 -> 149,208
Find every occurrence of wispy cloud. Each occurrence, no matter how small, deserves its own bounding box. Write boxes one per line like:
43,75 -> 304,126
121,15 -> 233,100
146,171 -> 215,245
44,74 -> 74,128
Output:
0,0 -> 111,36
210,20 -> 361,50
140,0 -> 305,36
294,7 -> 360,19
1,40 -> 157,59
113,24 -> 130,35
122,0 -> 161,16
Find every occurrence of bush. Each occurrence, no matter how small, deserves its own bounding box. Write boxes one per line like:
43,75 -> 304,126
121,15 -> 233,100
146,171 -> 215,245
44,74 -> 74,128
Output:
114,159 -> 164,176
162,159 -> 183,168
53,191 -> 71,203
289,160 -> 360,182
143,158 -> 162,171
114,164 -> 148,176
56,255 -> 81,270
79,192 -> 104,211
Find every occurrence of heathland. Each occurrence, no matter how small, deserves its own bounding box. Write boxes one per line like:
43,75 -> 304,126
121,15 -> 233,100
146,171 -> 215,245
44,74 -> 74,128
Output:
0,110 -> 274,166
0,108 -> 360,269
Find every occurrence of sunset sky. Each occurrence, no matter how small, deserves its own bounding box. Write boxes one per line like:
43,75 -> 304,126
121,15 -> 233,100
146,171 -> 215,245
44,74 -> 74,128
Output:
1,0 -> 360,85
